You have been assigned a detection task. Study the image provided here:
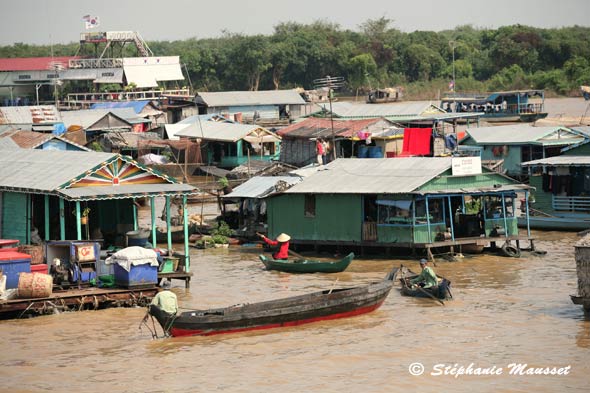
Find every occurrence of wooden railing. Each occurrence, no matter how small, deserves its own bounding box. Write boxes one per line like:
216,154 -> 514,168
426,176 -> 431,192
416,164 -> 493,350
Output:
553,196 -> 590,212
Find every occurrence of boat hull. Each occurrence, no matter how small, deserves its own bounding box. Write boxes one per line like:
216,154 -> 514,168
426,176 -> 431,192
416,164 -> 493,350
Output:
150,268 -> 396,337
259,252 -> 354,273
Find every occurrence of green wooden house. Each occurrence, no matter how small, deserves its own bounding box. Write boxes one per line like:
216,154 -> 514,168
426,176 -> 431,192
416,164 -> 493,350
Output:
0,149 -> 197,268
266,157 -> 531,252
460,125 -> 588,178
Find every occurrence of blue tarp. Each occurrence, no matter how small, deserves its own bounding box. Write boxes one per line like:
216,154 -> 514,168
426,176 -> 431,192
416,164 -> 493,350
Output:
52,123 -> 66,135
90,101 -> 150,114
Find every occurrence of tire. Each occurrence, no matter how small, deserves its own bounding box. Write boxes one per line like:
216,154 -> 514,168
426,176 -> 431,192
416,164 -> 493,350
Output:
501,243 -> 521,258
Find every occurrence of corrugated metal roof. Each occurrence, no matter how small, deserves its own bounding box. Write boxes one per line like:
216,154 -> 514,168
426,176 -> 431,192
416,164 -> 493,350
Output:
0,56 -> 80,71
285,158 -> 453,194
59,183 -> 197,201
0,150 -> 196,199
0,150 -> 117,191
522,155 -> 590,167
61,108 -> 138,128
464,125 -> 585,145
277,117 -> 392,138
197,90 -> 306,107
0,129 -> 50,148
175,121 -> 280,143
0,135 -> 19,150
316,101 -> 445,119
223,176 -> 302,198
0,106 -> 61,125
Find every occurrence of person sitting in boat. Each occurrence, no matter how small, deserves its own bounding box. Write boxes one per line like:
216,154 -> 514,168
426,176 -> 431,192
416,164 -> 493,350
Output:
410,259 -> 439,289
259,232 -> 291,260
150,280 -> 178,316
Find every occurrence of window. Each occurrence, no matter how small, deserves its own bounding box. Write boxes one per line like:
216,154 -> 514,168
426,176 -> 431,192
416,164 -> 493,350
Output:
483,195 -> 514,219
304,194 -> 316,217
18,74 -> 31,80
414,198 -> 444,224
377,199 -> 412,224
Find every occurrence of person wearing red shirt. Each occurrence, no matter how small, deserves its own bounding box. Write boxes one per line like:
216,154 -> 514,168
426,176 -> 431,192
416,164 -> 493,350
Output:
259,233 -> 291,260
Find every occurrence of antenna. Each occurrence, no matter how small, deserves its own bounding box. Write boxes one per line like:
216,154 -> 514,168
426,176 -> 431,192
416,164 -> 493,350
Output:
313,76 -> 345,161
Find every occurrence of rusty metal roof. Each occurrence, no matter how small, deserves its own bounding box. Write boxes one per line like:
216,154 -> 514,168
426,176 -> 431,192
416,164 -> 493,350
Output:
277,117 -> 393,139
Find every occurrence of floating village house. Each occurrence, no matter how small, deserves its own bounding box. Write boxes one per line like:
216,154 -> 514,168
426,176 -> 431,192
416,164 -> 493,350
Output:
60,108 -> 151,137
0,149 -> 197,270
460,125 -> 589,179
277,117 -> 403,166
171,119 -> 281,169
194,89 -> 308,123
519,126 -> 590,228
265,157 -> 533,258
0,129 -> 89,151
90,101 -> 166,130
222,175 -> 303,235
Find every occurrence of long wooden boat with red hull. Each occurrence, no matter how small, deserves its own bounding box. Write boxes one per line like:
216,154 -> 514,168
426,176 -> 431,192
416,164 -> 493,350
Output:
148,267 -> 398,337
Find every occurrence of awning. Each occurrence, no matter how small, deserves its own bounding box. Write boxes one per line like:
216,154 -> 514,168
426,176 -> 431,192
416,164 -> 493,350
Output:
58,183 -> 198,201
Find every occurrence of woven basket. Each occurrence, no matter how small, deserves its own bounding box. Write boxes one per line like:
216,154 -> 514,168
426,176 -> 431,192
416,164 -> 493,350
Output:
18,245 -> 44,265
18,273 -> 53,299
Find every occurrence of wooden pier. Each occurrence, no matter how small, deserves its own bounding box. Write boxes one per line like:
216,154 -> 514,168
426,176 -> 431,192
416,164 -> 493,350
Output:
0,286 -> 158,320
291,235 -> 536,260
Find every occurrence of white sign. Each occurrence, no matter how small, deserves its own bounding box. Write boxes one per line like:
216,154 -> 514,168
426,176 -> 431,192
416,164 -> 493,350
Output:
452,156 -> 482,176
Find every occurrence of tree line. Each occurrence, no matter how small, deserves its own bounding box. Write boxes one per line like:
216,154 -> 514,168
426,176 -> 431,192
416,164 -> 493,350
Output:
1,18 -> 589,99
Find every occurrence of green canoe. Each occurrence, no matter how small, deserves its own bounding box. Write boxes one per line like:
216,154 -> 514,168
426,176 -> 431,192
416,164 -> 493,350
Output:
259,252 -> 354,273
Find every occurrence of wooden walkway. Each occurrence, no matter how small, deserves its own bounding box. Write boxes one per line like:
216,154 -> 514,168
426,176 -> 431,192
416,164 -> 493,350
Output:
0,286 -> 158,320
291,235 -> 536,260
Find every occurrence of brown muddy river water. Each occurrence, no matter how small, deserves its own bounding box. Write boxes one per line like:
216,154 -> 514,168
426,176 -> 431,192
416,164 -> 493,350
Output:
1,230 -> 588,392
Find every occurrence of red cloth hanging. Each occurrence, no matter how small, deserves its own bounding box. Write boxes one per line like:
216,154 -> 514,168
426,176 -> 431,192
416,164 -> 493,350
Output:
399,128 -> 432,156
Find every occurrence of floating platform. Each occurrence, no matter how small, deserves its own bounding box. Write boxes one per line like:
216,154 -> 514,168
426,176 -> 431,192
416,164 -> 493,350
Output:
0,286 -> 158,320
291,235 -> 535,260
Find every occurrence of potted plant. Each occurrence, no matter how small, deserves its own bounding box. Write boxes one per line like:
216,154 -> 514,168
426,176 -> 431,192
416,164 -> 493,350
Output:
72,207 -> 91,225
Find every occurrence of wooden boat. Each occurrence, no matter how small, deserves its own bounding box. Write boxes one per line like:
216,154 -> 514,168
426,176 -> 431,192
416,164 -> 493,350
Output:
517,215 -> 590,231
148,266 -> 397,337
397,265 -> 452,300
259,252 -> 354,273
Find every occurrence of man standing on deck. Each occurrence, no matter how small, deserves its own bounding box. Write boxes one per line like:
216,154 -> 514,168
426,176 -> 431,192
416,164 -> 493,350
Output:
410,259 -> 439,289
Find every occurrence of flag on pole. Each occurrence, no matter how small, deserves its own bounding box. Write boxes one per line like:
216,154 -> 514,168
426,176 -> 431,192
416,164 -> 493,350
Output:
449,80 -> 455,92
82,15 -> 100,29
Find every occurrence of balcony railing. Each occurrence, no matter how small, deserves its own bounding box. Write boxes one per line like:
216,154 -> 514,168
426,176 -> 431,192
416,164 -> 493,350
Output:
553,196 -> 590,212
65,88 -> 191,105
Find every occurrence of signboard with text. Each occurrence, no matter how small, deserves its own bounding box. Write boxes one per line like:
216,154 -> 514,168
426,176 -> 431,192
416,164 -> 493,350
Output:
452,156 -> 482,176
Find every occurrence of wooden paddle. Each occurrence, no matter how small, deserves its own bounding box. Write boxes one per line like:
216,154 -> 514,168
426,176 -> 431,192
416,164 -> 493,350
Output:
415,285 -> 445,306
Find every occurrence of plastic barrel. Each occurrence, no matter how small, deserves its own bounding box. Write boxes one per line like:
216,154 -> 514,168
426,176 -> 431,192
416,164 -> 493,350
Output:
357,145 -> 369,158
368,146 -> 383,158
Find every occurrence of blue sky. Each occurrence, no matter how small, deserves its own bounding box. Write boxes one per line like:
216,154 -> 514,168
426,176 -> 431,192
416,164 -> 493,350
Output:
1,0 -> 589,45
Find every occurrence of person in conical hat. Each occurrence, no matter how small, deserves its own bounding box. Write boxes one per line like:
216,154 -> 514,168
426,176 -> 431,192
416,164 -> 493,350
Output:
258,232 -> 291,260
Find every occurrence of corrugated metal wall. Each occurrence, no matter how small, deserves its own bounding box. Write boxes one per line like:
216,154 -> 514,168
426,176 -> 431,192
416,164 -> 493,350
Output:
1,191 -> 28,244
268,194 -> 362,241
279,138 -> 316,166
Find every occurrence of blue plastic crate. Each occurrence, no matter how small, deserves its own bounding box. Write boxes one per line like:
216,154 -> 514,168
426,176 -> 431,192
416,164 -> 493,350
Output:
114,263 -> 157,288
0,252 -> 31,289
